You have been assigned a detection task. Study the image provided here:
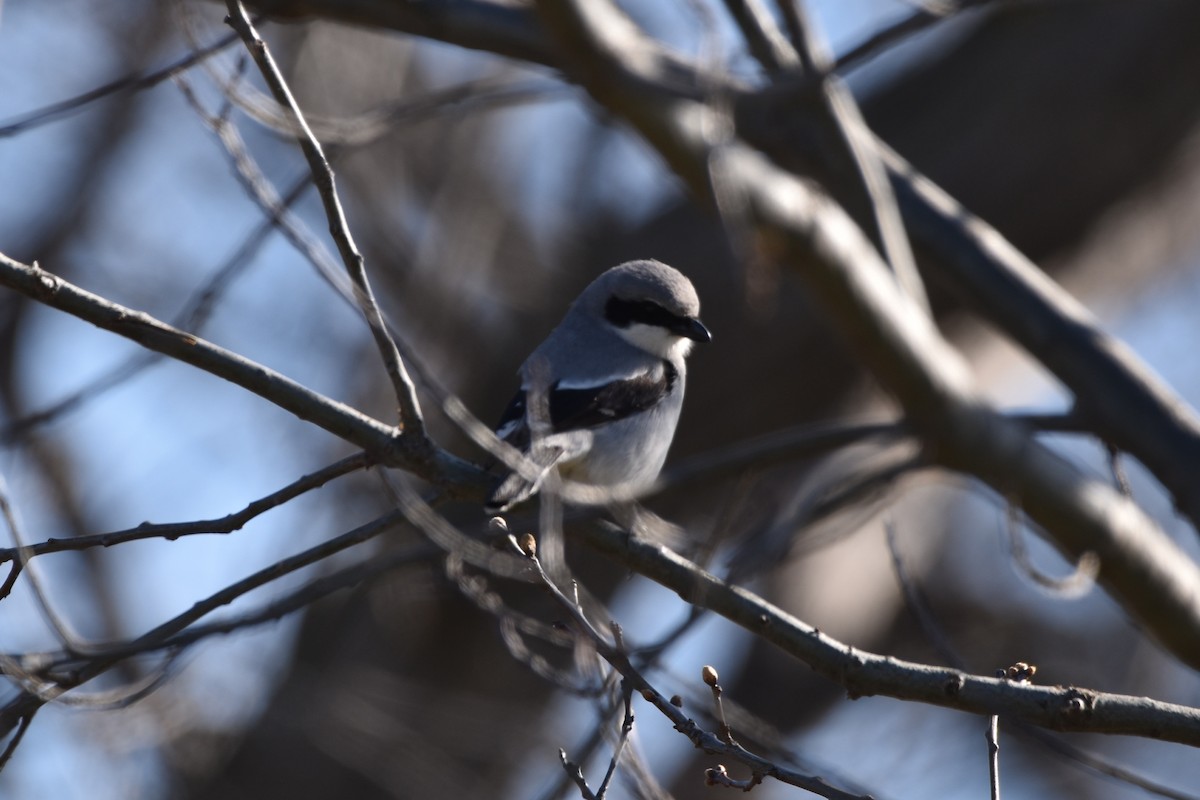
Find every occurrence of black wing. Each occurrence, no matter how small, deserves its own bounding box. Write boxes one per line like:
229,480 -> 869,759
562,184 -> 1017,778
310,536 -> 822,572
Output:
494,359 -> 677,447
549,360 -> 677,431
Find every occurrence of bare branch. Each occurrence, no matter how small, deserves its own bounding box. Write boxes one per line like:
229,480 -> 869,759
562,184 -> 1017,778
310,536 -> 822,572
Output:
225,2 -> 426,435
0,253 -> 488,495
872,142 -> 1200,533
0,27 -> 241,137
765,0 -> 929,314
595,682 -> 635,800
532,0 -> 1200,668
497,531 -> 870,799
722,0 -> 799,74
888,522 -> 1200,800
1004,501 -> 1100,600
834,0 -> 999,75
173,69 -> 352,301
988,711 -> 1001,800
0,509 -> 409,740
558,749 -> 597,799
247,0 -> 1200,551
0,167 -> 316,446
0,452 -> 372,580
581,519 -> 1200,746
0,712 -> 33,772
0,476 -> 91,651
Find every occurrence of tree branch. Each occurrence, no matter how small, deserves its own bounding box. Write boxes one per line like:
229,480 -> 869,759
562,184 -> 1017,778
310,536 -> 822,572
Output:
233,0 -> 1200,544
0,452 -> 372,582
532,0 -> 1200,669
225,1 -> 427,436
0,253 -> 488,495
581,520 -> 1200,747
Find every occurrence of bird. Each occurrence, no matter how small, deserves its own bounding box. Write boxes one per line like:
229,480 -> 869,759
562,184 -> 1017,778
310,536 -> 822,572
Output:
485,259 -> 711,514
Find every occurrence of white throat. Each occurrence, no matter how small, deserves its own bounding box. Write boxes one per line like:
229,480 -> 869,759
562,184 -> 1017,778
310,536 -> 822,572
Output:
614,322 -> 693,360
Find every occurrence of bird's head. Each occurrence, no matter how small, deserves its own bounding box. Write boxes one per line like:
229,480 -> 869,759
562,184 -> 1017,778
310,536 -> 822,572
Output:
581,260 -> 711,359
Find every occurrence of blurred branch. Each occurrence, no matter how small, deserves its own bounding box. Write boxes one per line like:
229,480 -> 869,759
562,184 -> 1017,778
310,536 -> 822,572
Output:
241,0 -> 555,66
581,519 -> 1200,746
532,0 -> 1200,669
1004,500 -> 1100,600
834,0 -> 998,74
0,27 -> 241,137
0,522 -> 449,760
722,0 -> 798,74
0,253 -> 488,495
872,142 -> 1200,532
236,0 -> 1200,557
506,533 -> 870,800
174,69 -> 353,301
654,418 -> 903,492
131,540 -> 434,653
0,476 -> 89,651
764,0 -> 930,314
0,170 -> 313,446
0,509 -> 411,742
0,713 -> 32,772
888,522 -> 1200,800
225,1 -> 427,436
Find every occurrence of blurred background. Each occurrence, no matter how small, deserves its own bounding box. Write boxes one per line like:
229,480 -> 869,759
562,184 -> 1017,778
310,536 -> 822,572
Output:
3,0 -> 1200,797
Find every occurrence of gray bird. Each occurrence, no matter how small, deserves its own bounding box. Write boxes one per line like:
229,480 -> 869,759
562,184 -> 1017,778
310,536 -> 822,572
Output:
486,259 -> 711,513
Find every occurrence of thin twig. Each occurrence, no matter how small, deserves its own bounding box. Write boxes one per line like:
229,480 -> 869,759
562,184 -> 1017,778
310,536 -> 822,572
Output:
595,682 -> 635,800
507,533 -> 869,799
703,665 -> 738,746
780,1 -> 928,314
0,28 -> 242,137
884,518 -> 963,665
0,452 -> 372,585
0,650 -> 179,711
0,509 -> 411,742
173,71 -> 351,301
558,748 -> 598,800
0,476 -> 89,651
1004,500 -> 1099,599
224,2 -> 426,436
988,712 -> 1001,800
0,711 -> 33,772
722,0 -> 799,73
142,542 -> 435,654
889,523 -> 1200,800
0,169 -> 316,446
835,0 -> 998,75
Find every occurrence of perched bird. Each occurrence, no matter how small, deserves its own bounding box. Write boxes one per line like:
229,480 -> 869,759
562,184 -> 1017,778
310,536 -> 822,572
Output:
486,259 -> 710,514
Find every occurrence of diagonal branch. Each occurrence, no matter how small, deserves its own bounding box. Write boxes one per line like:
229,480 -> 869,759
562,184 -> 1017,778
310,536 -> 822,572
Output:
580,519 -> 1200,747
501,528 -> 870,799
225,1 -> 427,436
874,142 -> 1200,530
531,0 -> 1200,668
771,1 -> 929,314
235,0 -> 1200,543
0,27 -> 242,138
0,253 -> 487,495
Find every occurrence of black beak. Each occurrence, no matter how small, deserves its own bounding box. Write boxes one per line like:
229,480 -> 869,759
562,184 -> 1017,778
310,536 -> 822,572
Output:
676,317 -> 712,343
